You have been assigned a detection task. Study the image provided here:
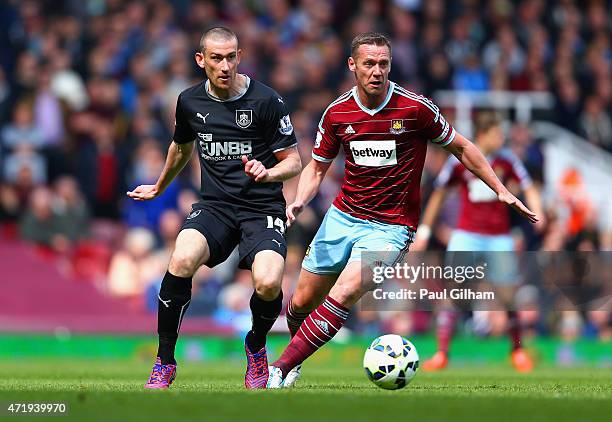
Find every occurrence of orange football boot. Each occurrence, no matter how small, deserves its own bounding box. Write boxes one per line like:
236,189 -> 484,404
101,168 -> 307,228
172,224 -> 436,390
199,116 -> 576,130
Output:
423,351 -> 449,371
511,348 -> 534,373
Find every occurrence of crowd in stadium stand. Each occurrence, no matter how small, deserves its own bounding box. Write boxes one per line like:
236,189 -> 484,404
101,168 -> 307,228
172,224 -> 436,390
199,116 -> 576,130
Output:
0,0 -> 610,341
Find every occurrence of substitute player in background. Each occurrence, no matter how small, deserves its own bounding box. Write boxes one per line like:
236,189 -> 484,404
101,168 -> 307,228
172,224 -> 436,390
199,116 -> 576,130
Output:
267,33 -> 538,388
128,27 -> 301,389
413,111 -> 543,372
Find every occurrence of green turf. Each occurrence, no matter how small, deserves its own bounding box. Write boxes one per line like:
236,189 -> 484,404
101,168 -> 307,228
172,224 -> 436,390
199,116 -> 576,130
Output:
1,359 -> 611,422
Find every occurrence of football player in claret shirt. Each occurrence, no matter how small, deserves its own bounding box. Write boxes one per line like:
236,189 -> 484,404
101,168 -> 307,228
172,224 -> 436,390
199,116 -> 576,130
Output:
128,27 -> 302,389
412,111 -> 544,372
267,32 -> 538,388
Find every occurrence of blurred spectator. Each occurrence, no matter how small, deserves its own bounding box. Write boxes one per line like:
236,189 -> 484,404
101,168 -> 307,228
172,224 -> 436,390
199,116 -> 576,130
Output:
52,175 -> 90,242
0,68 -> 10,123
50,50 -> 88,111
19,186 -> 70,253
1,99 -> 45,150
587,310 -> 612,340
0,183 -> 19,223
75,118 -> 125,218
580,95 -> 612,151
107,227 -> 157,299
556,168 -> 597,239
482,24 -> 526,76
445,15 -> 477,69
453,53 -> 489,91
3,145 -> 46,186
388,6 -> 418,83
554,79 -> 582,134
213,270 -> 255,334
422,52 -> 452,96
142,209 -> 182,291
122,139 -> 180,232
11,52 -> 39,101
33,68 -> 64,147
187,265 -> 225,316
508,123 -> 544,184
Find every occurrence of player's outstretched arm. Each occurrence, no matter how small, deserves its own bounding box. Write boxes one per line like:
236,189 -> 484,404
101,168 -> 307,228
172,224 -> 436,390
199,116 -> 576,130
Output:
127,141 -> 194,201
444,133 -> 538,223
286,158 -> 332,227
241,146 -> 302,183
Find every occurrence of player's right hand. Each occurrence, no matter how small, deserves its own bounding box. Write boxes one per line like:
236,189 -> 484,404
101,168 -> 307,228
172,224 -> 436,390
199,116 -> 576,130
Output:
498,191 -> 539,223
241,155 -> 269,182
126,185 -> 160,201
286,202 -> 304,228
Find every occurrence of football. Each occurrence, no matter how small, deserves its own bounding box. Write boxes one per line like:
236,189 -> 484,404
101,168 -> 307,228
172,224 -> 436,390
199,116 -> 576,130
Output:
363,334 -> 419,390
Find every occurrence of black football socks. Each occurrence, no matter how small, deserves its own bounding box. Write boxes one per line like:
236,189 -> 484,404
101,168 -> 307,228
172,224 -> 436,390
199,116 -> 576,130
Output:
157,271 -> 192,365
246,290 -> 283,352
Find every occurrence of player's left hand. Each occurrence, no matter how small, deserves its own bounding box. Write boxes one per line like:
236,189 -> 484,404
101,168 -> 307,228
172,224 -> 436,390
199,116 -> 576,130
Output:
241,155 -> 269,182
498,191 -> 539,223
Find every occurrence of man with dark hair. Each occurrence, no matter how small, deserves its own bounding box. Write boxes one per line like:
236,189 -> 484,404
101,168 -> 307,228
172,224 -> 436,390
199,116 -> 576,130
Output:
267,33 -> 537,388
128,26 -> 302,389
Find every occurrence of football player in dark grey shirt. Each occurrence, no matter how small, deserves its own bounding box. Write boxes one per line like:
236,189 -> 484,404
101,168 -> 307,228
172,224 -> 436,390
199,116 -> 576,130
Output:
128,27 -> 302,390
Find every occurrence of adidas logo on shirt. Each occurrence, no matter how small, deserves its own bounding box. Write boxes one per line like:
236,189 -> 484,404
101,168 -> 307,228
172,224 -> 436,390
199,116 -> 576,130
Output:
314,319 -> 329,335
345,125 -> 355,134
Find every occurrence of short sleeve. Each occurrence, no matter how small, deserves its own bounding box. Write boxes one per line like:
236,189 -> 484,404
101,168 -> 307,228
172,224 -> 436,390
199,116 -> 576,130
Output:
434,155 -> 462,188
172,94 -> 196,144
504,150 -> 533,190
311,109 -> 340,162
418,97 -> 456,147
264,96 -> 298,152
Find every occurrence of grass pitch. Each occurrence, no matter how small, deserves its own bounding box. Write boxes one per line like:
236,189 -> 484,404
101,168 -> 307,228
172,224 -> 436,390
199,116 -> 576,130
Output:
1,359 -> 611,422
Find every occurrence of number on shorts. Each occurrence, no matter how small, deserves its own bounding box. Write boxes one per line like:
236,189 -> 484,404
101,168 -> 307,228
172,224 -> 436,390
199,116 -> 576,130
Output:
266,216 -> 285,234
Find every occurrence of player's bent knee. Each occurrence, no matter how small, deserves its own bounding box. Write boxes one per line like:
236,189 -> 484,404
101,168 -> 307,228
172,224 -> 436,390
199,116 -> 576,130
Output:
336,289 -> 362,307
290,290 -> 320,313
252,250 -> 284,300
253,274 -> 282,300
168,252 -> 201,278
330,280 -> 364,308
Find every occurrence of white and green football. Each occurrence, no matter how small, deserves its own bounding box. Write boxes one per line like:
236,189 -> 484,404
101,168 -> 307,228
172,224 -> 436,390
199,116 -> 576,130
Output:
363,334 -> 419,390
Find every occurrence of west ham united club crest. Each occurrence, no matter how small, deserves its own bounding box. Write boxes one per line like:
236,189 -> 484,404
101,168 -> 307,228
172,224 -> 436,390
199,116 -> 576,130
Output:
236,109 -> 253,129
390,119 -> 405,134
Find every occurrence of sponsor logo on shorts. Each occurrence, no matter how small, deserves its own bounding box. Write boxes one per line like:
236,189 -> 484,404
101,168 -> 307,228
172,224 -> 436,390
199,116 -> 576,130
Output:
349,140 -> 397,167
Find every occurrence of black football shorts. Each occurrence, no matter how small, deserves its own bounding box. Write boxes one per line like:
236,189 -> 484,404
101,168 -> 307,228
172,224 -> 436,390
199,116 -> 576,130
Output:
180,201 -> 287,269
